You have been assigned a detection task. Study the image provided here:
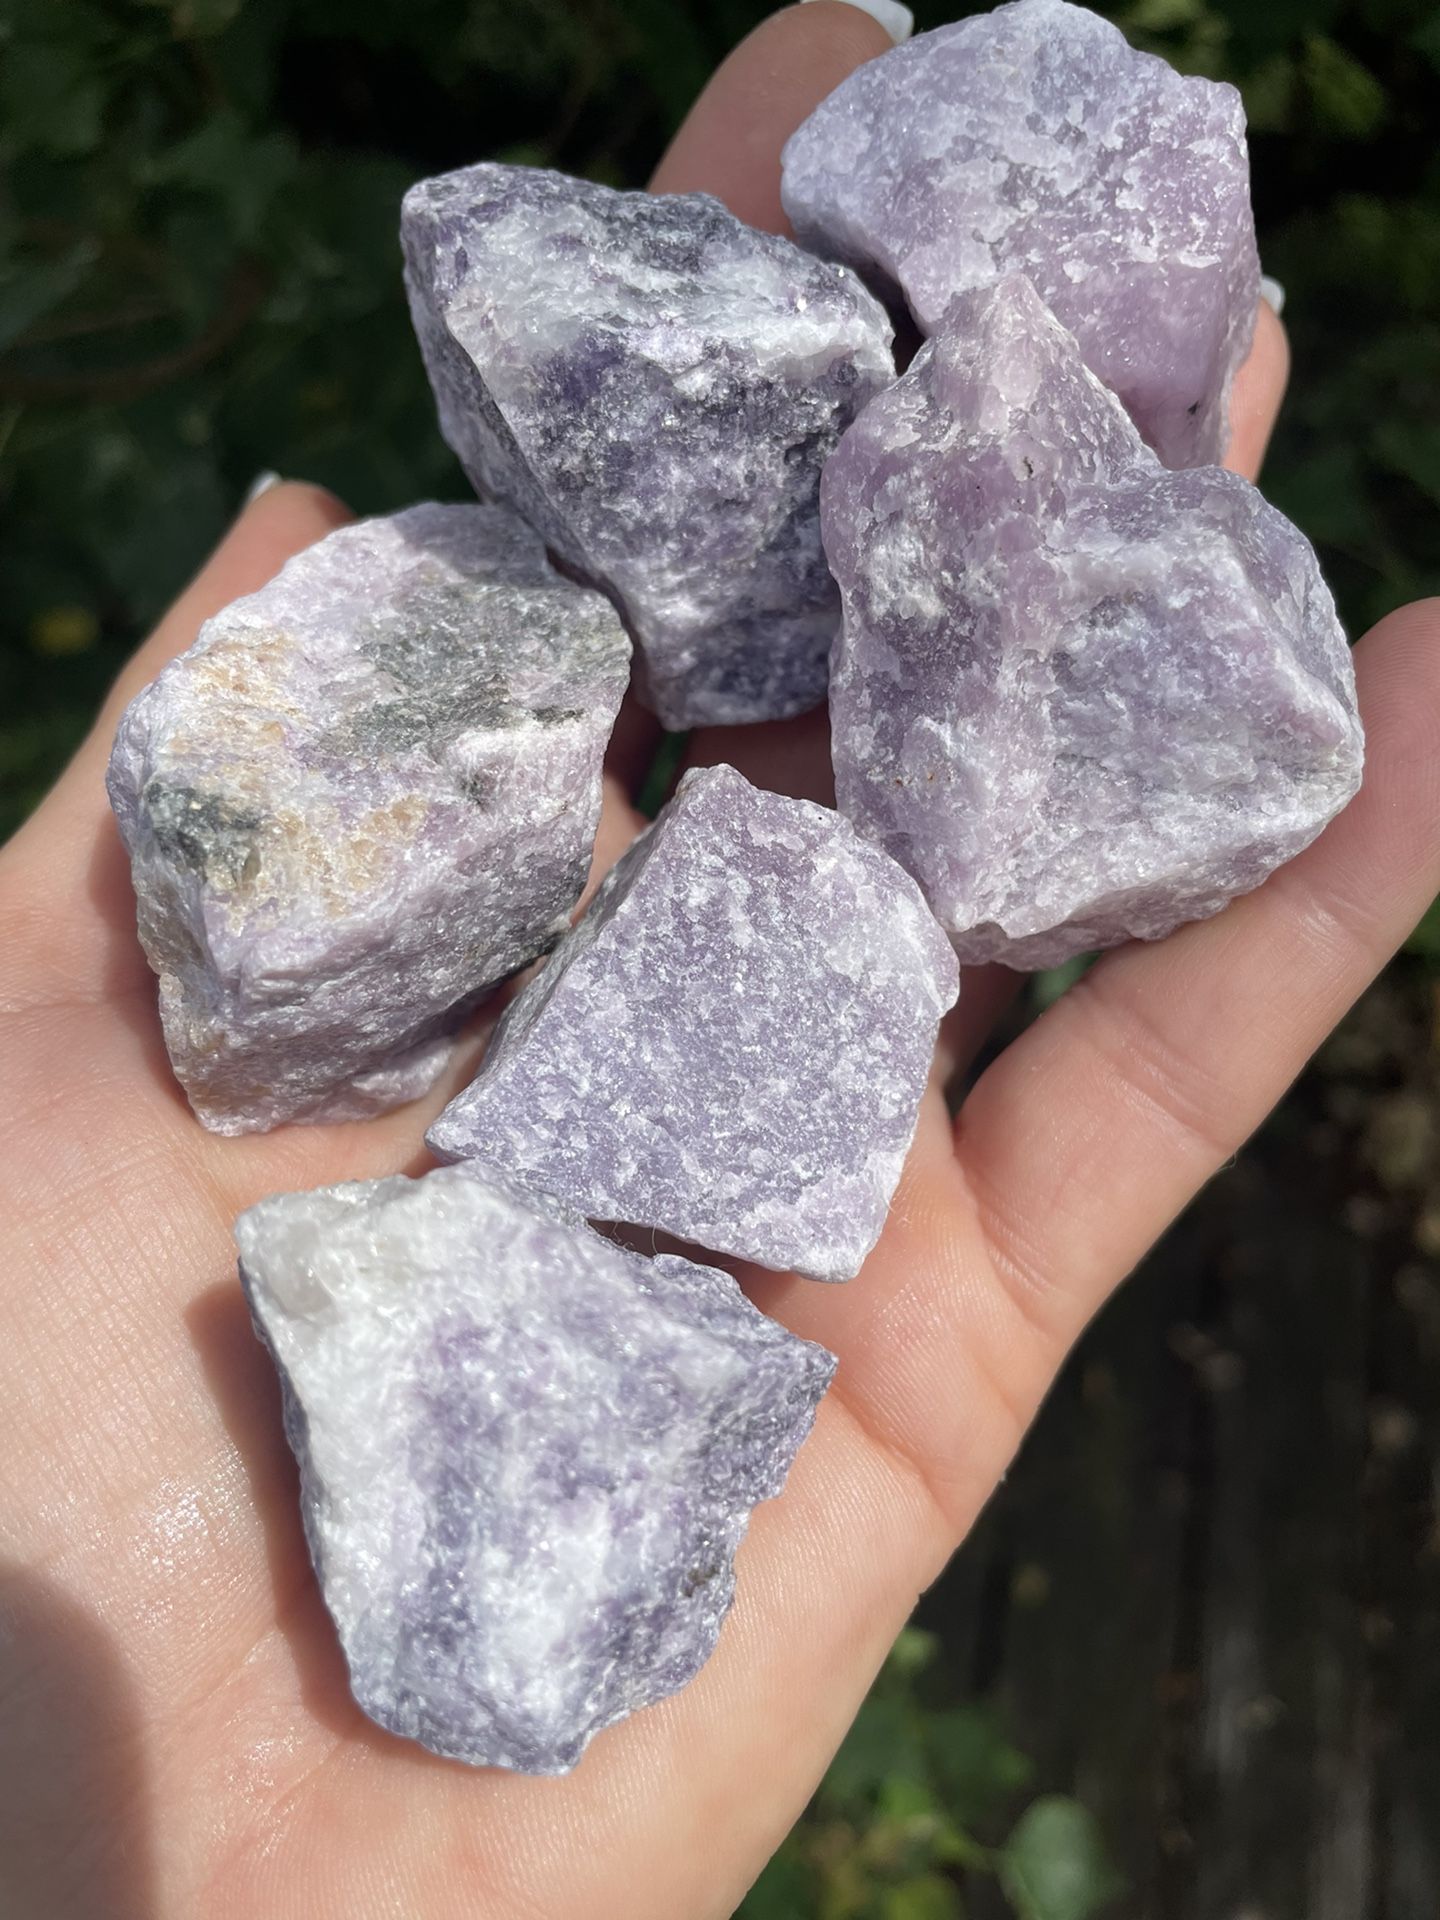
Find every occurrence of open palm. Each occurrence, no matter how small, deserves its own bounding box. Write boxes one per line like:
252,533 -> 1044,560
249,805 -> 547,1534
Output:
4,9 -> 1438,1917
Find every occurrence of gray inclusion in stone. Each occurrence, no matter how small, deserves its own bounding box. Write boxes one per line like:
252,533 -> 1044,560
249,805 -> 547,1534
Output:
107,503 -> 630,1134
235,1161 -> 834,1773
781,0 -> 1260,469
427,765 -> 958,1283
822,275 -> 1364,970
401,163 -> 895,728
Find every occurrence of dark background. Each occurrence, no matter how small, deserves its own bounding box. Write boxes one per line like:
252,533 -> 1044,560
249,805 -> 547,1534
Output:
3,2 -> 1439,1914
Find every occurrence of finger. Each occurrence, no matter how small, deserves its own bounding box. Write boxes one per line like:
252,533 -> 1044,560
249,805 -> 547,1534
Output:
956,598 -> 1440,1354
1226,298 -> 1289,482
685,705 -> 833,804
649,2 -> 892,234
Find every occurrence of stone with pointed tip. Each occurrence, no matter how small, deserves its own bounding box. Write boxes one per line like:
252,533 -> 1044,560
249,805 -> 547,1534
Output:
401,163 -> 894,727
236,1161 -> 834,1773
427,764 -> 958,1281
107,503 -> 629,1133
781,0 -> 1260,468
821,275 -> 1363,970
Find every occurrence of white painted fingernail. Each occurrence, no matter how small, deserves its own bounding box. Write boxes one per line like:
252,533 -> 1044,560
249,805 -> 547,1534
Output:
801,0 -> 914,45
1259,275 -> 1286,317
243,470 -> 283,508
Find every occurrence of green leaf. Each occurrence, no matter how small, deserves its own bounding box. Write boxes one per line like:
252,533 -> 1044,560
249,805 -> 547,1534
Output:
132,0 -> 247,39
1238,54 -> 1298,134
821,1696 -> 929,1811
1031,955 -> 1091,1011
1263,445 -> 1371,555
619,0 -> 713,121
0,40 -> 108,157
1415,11 -> 1440,74
879,1873 -> 966,1920
146,111 -> 296,245
1207,0 -> 1339,47
888,1627 -> 941,1681
739,1842 -> 818,1920
1116,0 -> 1211,31
0,239 -> 99,352
876,1773 -> 944,1825
636,732 -> 689,819
926,1707 -> 1034,1827
1239,0 -> 1345,37
1303,35 -> 1388,137
1405,896 -> 1440,962
1373,421 -> 1440,511
999,1799 -> 1122,1920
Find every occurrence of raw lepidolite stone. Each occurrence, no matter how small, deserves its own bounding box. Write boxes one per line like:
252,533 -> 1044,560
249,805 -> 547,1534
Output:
823,275 -> 1363,970
107,504 -> 629,1134
236,1162 -> 833,1772
781,0 -> 1260,468
427,765 -> 958,1281
401,164 -> 894,728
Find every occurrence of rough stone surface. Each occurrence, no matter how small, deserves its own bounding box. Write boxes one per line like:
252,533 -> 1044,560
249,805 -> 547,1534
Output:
401,163 -> 895,728
108,504 -> 629,1134
236,1162 -> 833,1773
427,765 -> 958,1281
823,275 -> 1364,970
781,0 -> 1260,468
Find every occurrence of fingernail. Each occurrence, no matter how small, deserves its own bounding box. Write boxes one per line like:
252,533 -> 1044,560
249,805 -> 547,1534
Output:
1259,275 -> 1286,317
801,0 -> 914,45
242,470 -> 283,508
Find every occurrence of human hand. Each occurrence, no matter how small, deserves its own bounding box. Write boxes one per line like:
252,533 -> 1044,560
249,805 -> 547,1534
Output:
2,8 -> 1435,1918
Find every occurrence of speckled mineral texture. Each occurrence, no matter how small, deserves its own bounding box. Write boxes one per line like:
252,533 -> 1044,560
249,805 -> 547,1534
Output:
107,504 -> 629,1134
781,0 -> 1260,468
401,163 -> 895,728
427,765 -> 958,1282
823,275 -> 1364,971
236,1162 -> 834,1772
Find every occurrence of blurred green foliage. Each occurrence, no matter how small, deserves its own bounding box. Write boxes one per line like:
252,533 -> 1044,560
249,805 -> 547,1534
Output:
740,1628 -> 1122,1919
2,0 -> 1437,841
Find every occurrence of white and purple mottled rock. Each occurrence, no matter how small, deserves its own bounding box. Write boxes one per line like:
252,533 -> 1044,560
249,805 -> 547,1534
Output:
823,275 -> 1364,971
236,1162 -> 833,1773
427,765 -> 958,1282
781,0 -> 1260,468
107,504 -> 629,1134
401,163 -> 895,728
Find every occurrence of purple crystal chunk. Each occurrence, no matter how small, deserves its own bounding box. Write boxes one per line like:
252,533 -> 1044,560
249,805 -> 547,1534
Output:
107,504 -> 629,1134
823,275 -> 1364,970
781,0 -> 1260,468
427,765 -> 958,1282
401,164 -> 895,727
236,1162 -> 833,1773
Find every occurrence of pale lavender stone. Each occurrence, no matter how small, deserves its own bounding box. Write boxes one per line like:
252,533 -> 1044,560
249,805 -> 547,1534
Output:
236,1162 -> 833,1773
427,765 -> 958,1282
401,163 -> 895,728
107,504 -> 629,1134
781,0 -> 1260,468
823,275 -> 1364,970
